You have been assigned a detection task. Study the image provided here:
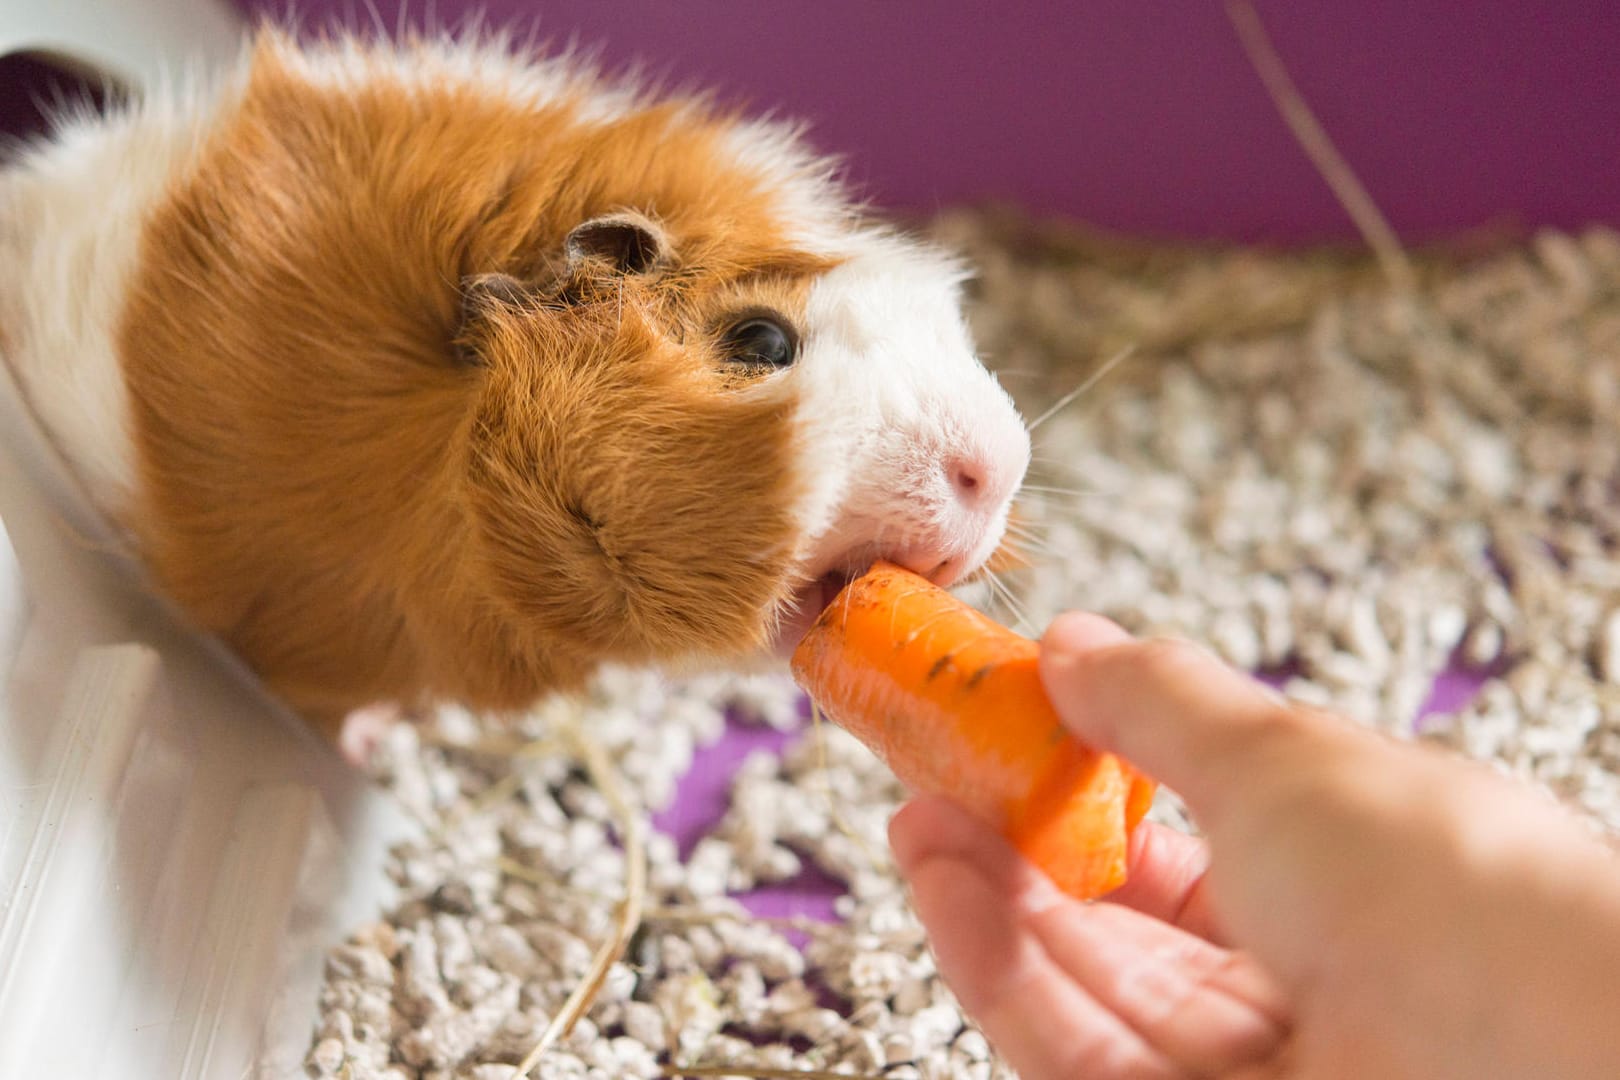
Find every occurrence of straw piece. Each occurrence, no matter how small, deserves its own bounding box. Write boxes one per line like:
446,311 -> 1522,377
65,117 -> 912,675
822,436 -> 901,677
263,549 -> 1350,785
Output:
512,715 -> 648,1078
1226,0 -> 1418,294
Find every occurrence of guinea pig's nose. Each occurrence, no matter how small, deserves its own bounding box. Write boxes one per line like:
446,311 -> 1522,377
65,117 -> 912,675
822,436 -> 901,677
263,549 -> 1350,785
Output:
951,460 -> 982,496
945,455 -> 999,510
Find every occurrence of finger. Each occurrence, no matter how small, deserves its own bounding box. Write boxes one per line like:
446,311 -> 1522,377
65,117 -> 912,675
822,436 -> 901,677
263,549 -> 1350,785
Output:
1033,900 -> 1293,1071
894,788 -> 1230,947
1032,610 -> 1135,652
897,792 -> 1239,955
1106,822 -> 1227,944
893,823 -> 1182,1080
1039,614 -> 1348,831
892,799 -> 1287,1077
890,795 -> 1068,916
1013,615 -> 1226,934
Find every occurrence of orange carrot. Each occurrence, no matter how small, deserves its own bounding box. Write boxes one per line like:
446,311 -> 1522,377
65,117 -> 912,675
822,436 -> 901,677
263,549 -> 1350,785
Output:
791,560 -> 1156,900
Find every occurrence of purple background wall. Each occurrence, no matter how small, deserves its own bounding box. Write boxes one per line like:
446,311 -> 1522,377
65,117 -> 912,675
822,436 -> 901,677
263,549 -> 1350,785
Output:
9,2 -> 1620,243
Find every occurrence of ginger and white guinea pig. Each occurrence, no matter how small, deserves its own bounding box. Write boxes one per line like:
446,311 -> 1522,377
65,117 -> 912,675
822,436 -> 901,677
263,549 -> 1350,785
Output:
0,30 -> 1030,738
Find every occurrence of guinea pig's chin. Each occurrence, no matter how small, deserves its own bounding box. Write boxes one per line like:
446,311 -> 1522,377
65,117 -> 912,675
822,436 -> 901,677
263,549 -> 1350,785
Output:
768,571 -> 855,658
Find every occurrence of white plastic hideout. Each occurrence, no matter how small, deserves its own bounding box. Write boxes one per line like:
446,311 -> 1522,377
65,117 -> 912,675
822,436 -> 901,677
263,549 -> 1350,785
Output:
1,4 -> 410,1077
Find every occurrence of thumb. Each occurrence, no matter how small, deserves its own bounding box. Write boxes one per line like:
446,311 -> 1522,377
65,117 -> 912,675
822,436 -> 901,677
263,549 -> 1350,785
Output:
1038,612 -> 1334,829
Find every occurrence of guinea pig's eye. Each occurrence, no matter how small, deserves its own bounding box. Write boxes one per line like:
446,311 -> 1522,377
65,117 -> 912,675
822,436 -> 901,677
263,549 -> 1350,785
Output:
720,316 -> 797,369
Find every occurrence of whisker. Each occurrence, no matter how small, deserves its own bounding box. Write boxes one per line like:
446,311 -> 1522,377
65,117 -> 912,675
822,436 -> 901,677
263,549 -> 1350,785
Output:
1025,345 -> 1137,434
1026,472 -> 1121,500
1001,518 -> 1054,541
975,563 -> 1012,608
983,571 -> 1034,635
1000,533 -> 1058,558
1020,489 -> 1119,508
1003,520 -> 1052,540
1027,457 -> 1097,473
1001,547 -> 1054,566
1029,454 -> 1098,475
1023,464 -> 1117,499
1019,483 -> 1112,498
1007,515 -> 1061,536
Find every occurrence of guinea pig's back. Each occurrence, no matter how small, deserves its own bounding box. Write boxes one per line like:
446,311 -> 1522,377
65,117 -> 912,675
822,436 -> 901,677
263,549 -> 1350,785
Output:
0,70 -> 238,525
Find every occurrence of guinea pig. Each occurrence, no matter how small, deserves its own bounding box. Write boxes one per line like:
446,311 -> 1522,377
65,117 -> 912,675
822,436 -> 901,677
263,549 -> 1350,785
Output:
0,30 -> 1031,739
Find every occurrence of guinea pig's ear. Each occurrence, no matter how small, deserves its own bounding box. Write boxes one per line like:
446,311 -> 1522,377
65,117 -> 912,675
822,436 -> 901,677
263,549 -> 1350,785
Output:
563,211 -> 671,275
454,273 -> 532,365
462,272 -> 531,312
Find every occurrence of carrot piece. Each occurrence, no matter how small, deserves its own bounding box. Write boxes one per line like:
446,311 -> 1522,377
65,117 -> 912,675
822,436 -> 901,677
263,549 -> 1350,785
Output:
790,560 -> 1157,901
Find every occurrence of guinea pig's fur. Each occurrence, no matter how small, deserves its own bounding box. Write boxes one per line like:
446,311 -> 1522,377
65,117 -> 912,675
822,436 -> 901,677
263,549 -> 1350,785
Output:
0,30 -> 1030,736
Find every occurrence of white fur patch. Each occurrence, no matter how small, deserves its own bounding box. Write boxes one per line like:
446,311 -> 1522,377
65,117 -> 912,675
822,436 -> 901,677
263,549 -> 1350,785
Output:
788,236 -> 1030,583
0,57 -> 249,524
268,29 -> 637,123
717,119 -> 858,257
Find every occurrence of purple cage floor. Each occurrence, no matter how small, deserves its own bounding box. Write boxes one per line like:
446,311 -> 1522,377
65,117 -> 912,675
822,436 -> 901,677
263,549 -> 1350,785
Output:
650,706 -> 844,926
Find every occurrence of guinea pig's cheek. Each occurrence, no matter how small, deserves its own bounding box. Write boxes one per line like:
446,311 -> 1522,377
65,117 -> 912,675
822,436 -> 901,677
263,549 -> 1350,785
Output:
778,391 -> 859,549
780,359 -> 885,579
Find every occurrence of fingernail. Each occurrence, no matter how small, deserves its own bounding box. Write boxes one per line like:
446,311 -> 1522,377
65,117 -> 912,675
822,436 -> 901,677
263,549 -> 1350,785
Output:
1160,633 -> 1226,665
1043,612 -> 1098,658
1040,634 -> 1088,703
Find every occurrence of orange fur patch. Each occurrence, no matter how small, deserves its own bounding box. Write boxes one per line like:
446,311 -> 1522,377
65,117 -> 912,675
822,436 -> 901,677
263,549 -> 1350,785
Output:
117,35 -> 839,733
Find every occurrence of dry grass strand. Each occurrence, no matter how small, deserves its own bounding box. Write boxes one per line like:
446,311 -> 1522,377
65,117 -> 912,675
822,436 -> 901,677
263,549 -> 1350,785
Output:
512,713 -> 648,1078
1225,0 -> 1417,294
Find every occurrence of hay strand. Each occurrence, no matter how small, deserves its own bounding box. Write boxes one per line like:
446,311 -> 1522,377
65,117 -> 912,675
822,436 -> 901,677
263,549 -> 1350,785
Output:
1225,0 -> 1417,294
512,714 -> 648,1078
809,700 -> 883,867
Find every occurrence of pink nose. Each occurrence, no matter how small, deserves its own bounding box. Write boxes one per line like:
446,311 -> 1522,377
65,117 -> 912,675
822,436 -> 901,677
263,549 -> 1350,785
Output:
946,456 -> 995,508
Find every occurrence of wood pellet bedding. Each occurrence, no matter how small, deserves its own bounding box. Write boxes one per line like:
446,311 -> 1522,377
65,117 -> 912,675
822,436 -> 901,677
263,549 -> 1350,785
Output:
303,209 -> 1620,1079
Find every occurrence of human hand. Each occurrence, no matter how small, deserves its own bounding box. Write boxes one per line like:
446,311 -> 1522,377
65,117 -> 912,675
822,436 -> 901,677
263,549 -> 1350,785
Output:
889,613 -> 1620,1079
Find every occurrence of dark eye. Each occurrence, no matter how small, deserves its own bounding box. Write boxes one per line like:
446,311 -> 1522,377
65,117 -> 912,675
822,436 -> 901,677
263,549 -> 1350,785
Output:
720,316 -> 797,369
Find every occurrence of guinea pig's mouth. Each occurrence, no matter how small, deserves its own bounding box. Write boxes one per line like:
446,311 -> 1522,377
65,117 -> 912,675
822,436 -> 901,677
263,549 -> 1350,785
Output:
766,539 -> 993,659
769,566 -> 864,658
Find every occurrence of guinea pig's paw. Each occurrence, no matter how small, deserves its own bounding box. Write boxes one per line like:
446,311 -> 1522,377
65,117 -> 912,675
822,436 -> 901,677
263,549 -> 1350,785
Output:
336,702 -> 404,768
